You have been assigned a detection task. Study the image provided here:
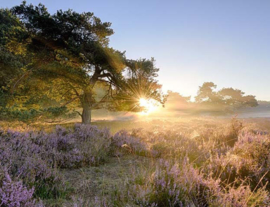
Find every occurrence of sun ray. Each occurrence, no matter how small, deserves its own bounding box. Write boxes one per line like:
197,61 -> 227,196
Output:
139,98 -> 160,115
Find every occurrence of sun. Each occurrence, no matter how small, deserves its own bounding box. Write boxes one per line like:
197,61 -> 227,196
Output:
139,98 -> 159,115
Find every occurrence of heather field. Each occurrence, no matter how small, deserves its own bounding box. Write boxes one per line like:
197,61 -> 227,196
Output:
2,1 -> 270,206
1,117 -> 270,206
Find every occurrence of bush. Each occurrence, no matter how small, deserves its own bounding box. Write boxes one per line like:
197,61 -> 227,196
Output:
130,159 -> 219,207
208,132 -> 270,190
111,130 -> 148,156
0,124 -> 113,202
0,170 -> 39,207
130,158 -> 270,207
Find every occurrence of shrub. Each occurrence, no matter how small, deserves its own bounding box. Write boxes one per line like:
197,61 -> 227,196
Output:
111,130 -> 148,156
0,170 -> 39,207
0,124 -> 114,201
130,159 -> 220,207
208,132 -> 270,190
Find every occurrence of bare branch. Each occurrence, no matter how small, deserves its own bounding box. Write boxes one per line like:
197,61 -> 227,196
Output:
75,111 -> 82,117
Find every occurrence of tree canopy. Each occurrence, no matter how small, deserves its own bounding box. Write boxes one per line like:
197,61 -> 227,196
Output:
195,82 -> 258,111
0,2 -> 165,123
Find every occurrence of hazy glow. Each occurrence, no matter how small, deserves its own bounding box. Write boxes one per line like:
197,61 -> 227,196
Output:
139,98 -> 159,115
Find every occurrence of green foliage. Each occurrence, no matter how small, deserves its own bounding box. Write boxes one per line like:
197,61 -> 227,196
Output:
43,106 -> 69,118
0,104 -> 75,122
0,9 -> 26,89
0,107 -> 38,122
0,89 -> 8,108
0,2 -> 165,123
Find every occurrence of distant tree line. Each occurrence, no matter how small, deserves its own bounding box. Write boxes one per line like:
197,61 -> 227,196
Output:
166,82 -> 258,115
196,82 -> 258,108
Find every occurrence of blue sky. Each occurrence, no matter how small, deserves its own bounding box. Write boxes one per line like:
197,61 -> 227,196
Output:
2,0 -> 270,100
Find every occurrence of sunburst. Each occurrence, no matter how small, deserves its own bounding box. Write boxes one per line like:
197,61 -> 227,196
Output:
139,98 -> 159,115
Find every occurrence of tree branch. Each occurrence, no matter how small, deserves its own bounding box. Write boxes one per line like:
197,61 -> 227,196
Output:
92,84 -> 112,109
11,70 -> 32,94
75,111 -> 82,117
61,96 -> 79,107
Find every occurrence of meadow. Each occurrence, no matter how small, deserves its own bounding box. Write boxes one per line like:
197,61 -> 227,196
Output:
1,117 -> 270,206
1,1 -> 270,206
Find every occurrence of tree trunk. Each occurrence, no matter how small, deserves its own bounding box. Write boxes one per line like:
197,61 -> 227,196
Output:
82,103 -> 91,124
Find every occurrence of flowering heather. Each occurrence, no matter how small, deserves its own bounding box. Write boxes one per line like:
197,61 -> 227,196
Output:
0,171 -> 37,207
112,130 -> 148,156
1,118 -> 270,206
0,124 -> 114,204
207,131 -> 270,190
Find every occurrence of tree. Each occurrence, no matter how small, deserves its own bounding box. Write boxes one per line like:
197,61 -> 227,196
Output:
6,2 -> 164,123
195,82 -> 222,104
0,8 -> 27,90
195,82 -> 258,113
165,91 -> 190,110
218,87 -> 258,108
0,8 -> 30,116
112,59 -> 165,112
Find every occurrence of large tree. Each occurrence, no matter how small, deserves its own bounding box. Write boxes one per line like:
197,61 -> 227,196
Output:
3,2 -> 164,123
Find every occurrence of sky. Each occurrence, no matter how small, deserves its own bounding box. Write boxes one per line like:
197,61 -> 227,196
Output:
2,0 -> 270,100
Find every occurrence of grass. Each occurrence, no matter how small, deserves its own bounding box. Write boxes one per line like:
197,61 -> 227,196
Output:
61,155 -> 152,206
2,117 -> 270,206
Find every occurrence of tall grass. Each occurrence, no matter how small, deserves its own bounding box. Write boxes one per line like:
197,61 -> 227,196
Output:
1,118 -> 270,206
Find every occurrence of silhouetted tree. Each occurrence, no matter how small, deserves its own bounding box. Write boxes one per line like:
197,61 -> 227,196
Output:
195,82 -> 222,104
195,82 -> 258,112
218,87 -> 258,108
166,91 -> 190,110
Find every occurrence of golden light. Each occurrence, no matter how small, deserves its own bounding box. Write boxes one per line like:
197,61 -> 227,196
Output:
139,98 -> 160,115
